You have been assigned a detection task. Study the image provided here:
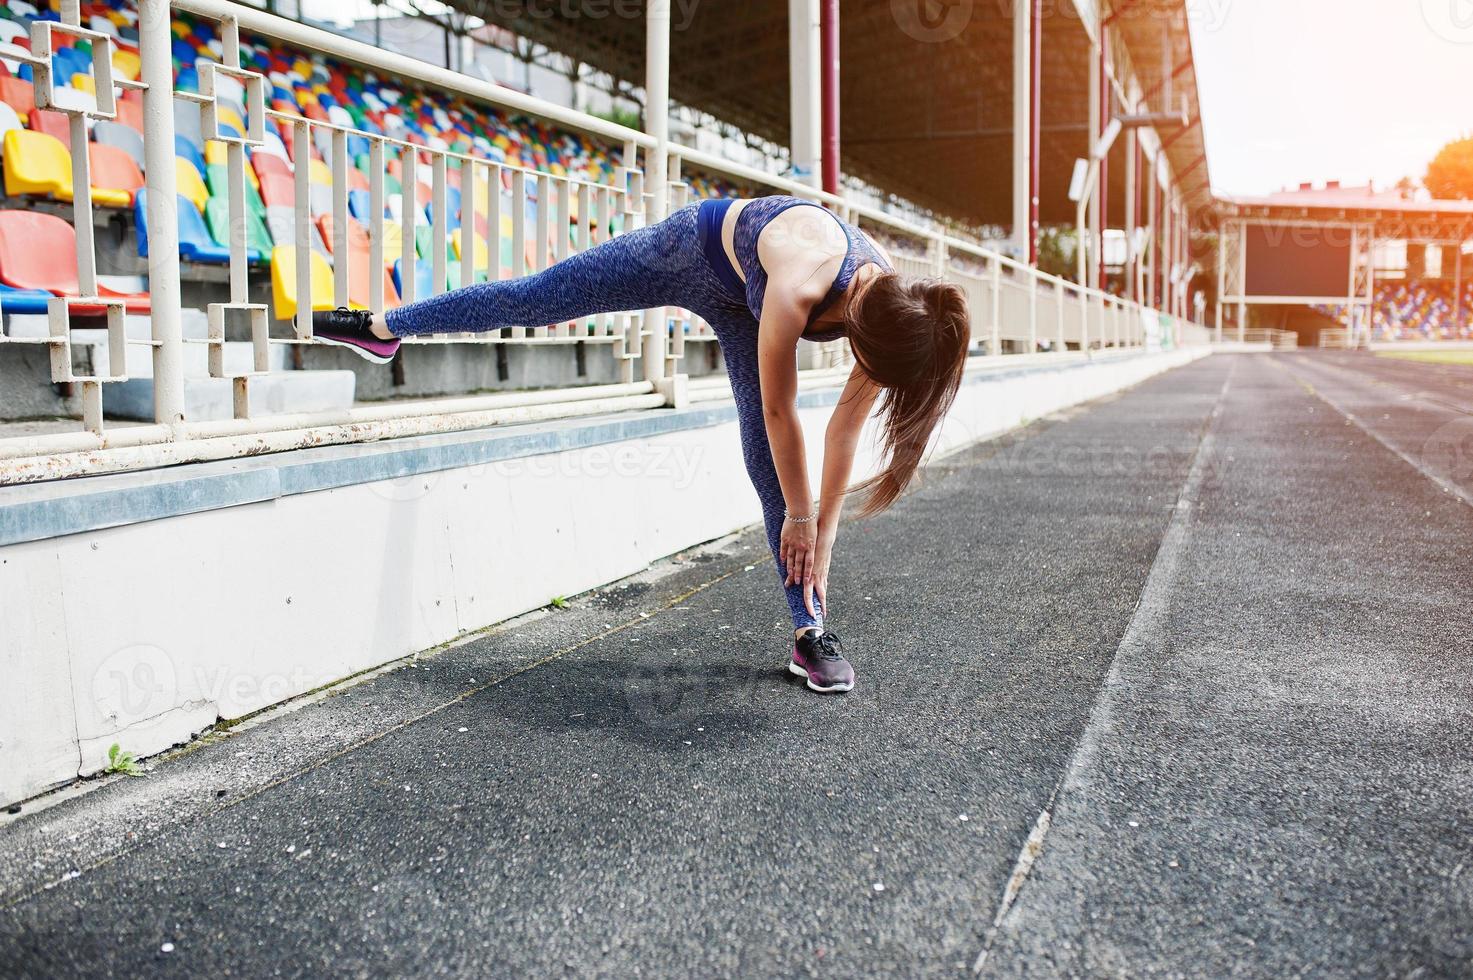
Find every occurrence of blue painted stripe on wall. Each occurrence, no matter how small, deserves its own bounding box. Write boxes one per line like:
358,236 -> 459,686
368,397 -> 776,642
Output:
0,353 -> 1145,548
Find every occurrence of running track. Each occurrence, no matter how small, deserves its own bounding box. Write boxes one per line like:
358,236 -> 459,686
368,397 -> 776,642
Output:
2,352 -> 1471,976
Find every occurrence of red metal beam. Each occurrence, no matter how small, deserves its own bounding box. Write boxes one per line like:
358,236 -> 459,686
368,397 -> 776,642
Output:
1175,153 -> 1207,184
1102,0 -> 1144,27
1142,60 -> 1192,103
1159,114 -> 1199,153
1028,0 -> 1042,265
820,0 -> 840,195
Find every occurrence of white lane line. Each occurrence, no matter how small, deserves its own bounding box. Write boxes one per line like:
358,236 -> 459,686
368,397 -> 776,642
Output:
1274,359 -> 1473,510
971,359 -> 1237,974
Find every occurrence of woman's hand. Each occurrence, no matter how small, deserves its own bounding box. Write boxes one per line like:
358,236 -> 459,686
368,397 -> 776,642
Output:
781,515 -> 818,600
807,522 -> 837,619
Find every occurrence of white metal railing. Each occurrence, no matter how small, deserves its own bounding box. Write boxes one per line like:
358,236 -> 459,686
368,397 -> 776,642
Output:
0,0 -> 1205,485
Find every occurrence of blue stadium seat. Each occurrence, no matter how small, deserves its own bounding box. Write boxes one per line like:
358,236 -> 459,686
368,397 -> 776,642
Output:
393,257 -> 435,300
0,280 -> 54,313
135,189 -> 233,264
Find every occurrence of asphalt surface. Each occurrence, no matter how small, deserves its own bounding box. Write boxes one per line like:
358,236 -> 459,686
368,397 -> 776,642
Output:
2,352 -> 1470,978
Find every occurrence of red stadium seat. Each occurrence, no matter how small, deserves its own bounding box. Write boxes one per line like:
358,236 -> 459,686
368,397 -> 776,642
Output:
252,150 -> 291,182
259,171 -> 296,209
0,210 -> 149,312
28,108 -> 70,149
0,76 -> 35,119
89,142 -> 144,206
115,98 -> 144,133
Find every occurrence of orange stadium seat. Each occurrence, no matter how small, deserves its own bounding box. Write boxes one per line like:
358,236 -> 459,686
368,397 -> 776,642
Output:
0,209 -> 149,312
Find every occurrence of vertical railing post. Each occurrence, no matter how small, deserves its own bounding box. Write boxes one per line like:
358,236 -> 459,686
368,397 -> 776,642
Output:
989,255 -> 1002,356
1028,272 -> 1038,353
643,0 -> 679,403
138,0 -> 185,424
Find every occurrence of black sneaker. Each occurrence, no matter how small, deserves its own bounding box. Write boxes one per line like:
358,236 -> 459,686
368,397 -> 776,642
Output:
789,630 -> 855,694
299,307 -> 401,364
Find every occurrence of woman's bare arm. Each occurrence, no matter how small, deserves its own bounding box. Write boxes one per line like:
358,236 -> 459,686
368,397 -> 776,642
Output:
819,364 -> 881,525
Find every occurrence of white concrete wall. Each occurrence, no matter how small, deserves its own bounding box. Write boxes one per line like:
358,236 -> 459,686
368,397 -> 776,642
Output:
0,349 -> 1208,806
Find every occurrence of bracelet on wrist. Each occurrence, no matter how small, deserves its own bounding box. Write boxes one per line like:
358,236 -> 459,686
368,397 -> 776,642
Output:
785,511 -> 815,524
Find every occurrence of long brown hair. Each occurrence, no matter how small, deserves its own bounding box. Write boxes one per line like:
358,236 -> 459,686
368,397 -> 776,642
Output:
843,272 -> 971,516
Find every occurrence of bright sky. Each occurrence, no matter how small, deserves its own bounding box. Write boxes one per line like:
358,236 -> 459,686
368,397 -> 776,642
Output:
1189,0 -> 1473,196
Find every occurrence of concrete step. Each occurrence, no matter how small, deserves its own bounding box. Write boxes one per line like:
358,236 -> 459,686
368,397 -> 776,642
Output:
106,371 -> 356,422
4,309 -> 209,342
67,332 -> 293,378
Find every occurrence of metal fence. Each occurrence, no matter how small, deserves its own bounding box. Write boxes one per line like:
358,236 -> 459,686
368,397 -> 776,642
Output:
0,0 -> 1197,485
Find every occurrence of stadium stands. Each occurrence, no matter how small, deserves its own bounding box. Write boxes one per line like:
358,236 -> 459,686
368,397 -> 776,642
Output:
1317,280 -> 1473,341
0,0 -> 743,329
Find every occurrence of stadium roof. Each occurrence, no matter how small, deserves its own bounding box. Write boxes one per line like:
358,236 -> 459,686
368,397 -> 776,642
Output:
443,0 -> 1210,230
1217,187 -> 1473,241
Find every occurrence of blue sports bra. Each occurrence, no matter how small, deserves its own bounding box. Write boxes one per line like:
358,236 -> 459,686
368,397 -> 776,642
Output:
696,195 -> 892,340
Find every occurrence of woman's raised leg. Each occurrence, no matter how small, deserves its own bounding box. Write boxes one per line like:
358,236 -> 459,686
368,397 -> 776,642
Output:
385,204 -> 707,337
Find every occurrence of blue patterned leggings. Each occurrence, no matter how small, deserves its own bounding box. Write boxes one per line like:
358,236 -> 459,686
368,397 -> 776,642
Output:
385,203 -> 823,631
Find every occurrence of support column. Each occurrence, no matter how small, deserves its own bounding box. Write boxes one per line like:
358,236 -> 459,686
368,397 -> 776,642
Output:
788,0 -> 821,187
1029,0 -> 1042,265
1097,20 -> 1110,290
1087,29 -> 1101,290
819,0 -> 839,195
139,0 -> 185,424
1123,126 -> 1137,302
1143,151 -> 1154,306
1455,241 -> 1464,339
1145,158 -> 1157,309
1012,0 -> 1031,260
642,0 -> 672,392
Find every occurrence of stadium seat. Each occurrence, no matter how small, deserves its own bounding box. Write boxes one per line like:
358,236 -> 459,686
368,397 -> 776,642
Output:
204,196 -> 272,260
0,279 -> 56,314
264,206 -> 331,258
111,46 -> 140,81
317,213 -> 399,309
270,244 -> 339,320
174,156 -> 210,213
175,133 -> 206,175
135,189 -> 238,264
0,21 -> 27,46
115,97 -> 144,133
27,107 -> 69,148
89,141 -> 144,205
392,257 -> 435,300
93,119 -> 145,170
307,158 -> 333,186
0,209 -> 149,312
2,129 -> 69,198
252,151 -> 291,184
0,100 -> 20,137
173,99 -> 203,150
258,171 -> 298,209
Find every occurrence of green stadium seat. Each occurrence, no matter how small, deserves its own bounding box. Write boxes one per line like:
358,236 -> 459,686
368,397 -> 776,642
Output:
205,196 -> 272,260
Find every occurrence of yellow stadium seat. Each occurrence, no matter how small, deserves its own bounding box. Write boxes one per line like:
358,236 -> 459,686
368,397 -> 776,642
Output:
174,157 -> 210,212
377,220 -> 404,264
2,129 -> 70,198
202,143 -> 260,190
70,73 -> 96,95
1,129 -> 131,207
307,158 -> 333,187
451,226 -> 490,271
270,245 -> 344,320
215,105 -> 247,136
112,48 -> 141,81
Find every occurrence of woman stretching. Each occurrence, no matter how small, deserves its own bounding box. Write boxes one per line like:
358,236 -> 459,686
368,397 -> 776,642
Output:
306,195 -> 971,694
